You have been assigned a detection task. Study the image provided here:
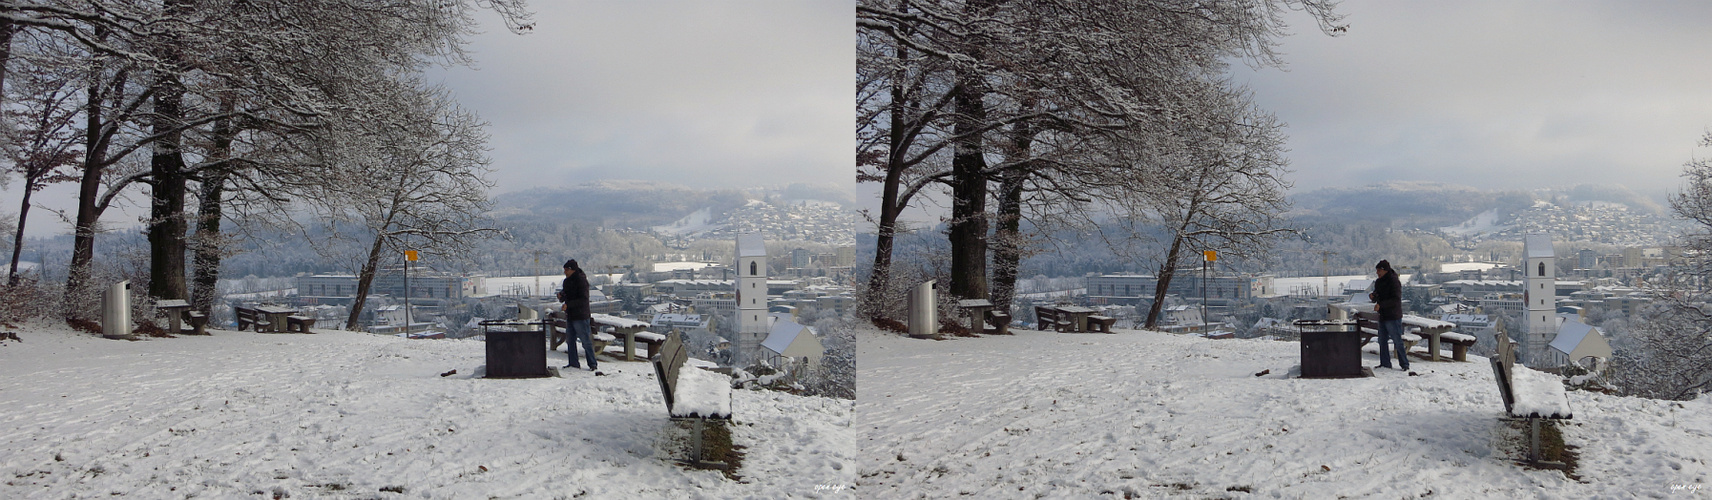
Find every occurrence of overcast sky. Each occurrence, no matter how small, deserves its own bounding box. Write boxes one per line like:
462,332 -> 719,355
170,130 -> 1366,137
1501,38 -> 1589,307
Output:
1231,1 -> 1712,198
430,0 -> 854,195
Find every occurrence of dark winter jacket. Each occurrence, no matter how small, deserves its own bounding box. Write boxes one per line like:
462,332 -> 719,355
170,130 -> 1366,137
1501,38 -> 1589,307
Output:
562,271 -> 592,321
1372,271 -> 1403,321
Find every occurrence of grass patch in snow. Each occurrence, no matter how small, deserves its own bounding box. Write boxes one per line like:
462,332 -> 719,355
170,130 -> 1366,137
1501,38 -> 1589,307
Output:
1503,418 -> 1581,479
675,419 -> 747,481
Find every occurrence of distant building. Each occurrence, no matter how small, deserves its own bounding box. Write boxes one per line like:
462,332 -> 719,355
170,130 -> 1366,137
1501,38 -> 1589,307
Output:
761,314 -> 824,372
791,248 -> 811,268
299,268 -> 475,303
1523,234 -> 1556,365
1544,317 -> 1612,372
650,313 -> 710,333
1087,273 -> 1273,305
735,233 -> 769,365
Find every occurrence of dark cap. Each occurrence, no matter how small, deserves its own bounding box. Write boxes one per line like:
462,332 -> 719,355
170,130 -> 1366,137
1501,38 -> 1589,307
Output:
564,259 -> 579,270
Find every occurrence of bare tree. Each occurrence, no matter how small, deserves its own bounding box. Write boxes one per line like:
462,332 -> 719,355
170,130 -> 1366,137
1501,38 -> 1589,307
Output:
2,40 -> 82,285
307,81 -> 499,331
1113,84 -> 1295,329
1610,131 -> 1712,400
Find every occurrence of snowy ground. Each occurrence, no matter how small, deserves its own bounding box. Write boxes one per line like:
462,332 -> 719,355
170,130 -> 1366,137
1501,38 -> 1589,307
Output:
0,325 -> 854,499
858,327 -> 1712,498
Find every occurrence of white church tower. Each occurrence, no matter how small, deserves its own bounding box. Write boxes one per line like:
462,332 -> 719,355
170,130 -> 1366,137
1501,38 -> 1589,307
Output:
1522,233 -> 1556,365
735,233 -> 769,364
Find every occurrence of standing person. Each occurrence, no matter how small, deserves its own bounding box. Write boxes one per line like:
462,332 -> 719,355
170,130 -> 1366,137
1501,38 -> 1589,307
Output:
561,259 -> 597,372
1369,259 -> 1408,371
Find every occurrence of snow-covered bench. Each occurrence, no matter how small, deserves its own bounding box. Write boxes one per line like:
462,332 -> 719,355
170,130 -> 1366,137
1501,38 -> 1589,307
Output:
651,331 -> 733,469
285,315 -> 316,333
593,313 -> 664,361
1402,316 -> 1474,362
1490,338 -> 1572,468
1086,315 -> 1116,333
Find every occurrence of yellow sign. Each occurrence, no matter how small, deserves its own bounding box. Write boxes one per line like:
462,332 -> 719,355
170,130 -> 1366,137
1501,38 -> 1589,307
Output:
405,250 -> 419,262
1203,250 -> 1218,262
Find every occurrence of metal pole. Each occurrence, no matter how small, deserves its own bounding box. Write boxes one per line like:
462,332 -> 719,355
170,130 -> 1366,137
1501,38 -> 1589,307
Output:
404,256 -> 410,336
1201,258 -> 1207,332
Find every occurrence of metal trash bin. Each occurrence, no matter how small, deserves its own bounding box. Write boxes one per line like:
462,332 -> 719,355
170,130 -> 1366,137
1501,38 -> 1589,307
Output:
481,320 -> 549,378
102,281 -> 132,339
1295,319 -> 1365,378
909,280 -> 937,338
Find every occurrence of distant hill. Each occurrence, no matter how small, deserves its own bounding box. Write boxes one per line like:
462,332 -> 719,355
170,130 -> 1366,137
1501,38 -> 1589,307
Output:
1289,182 -> 1666,230
1288,182 -> 1533,229
491,180 -> 752,228
491,180 -> 855,228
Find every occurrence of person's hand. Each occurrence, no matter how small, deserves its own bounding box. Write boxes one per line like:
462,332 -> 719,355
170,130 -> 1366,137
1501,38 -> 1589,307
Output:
1373,304 -> 1380,312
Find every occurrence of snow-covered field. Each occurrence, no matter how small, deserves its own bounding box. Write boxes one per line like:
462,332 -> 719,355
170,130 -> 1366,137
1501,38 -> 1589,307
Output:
0,325 -> 854,498
858,327 -> 1712,498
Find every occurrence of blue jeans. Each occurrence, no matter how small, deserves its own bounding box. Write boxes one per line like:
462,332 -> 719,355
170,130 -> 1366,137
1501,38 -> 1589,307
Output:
567,319 -> 597,370
1377,318 -> 1408,369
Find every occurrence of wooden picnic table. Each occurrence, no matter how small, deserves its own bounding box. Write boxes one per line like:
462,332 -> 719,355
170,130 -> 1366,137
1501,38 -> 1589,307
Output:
1055,305 -> 1098,332
256,305 -> 297,333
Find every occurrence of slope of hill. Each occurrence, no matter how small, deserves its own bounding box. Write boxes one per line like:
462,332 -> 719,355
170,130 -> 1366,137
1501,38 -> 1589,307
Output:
858,328 -> 1711,497
0,326 -> 854,498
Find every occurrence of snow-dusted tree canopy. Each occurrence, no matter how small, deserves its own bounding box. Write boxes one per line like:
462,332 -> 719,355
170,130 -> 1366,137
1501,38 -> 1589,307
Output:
857,0 -> 1343,320
0,0 -> 529,318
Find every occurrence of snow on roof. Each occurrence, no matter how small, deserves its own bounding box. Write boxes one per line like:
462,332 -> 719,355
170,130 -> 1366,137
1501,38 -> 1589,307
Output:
1525,234 -> 1555,259
652,261 -> 712,273
762,319 -> 807,355
1549,318 -> 1600,355
737,233 -> 766,258
1438,262 -> 1498,273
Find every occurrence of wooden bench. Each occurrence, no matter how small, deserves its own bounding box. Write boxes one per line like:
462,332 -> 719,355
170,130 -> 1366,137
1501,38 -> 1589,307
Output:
235,306 -> 261,331
1490,338 -> 1572,469
1086,315 -> 1116,333
1034,306 -> 1072,332
651,331 -> 733,469
286,315 -> 316,333
1437,331 -> 1478,362
986,312 -> 1011,335
186,310 -> 207,336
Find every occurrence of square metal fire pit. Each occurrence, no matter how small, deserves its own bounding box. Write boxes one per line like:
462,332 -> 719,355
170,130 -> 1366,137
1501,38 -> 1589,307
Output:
480,320 -> 550,378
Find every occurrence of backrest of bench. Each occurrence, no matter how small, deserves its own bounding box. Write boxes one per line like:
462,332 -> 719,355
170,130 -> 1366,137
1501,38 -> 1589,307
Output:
652,331 -> 687,412
1035,307 -> 1058,325
1490,338 -> 1517,413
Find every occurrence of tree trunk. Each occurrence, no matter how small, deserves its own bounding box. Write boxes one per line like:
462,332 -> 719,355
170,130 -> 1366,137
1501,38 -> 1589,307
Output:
989,110 -> 1034,314
865,39 -> 911,321
190,99 -> 235,318
66,55 -> 112,319
1144,233 -> 1185,329
946,71 -> 989,300
945,0 -> 998,301
990,168 -> 1025,314
190,171 -> 226,318
147,0 -> 190,301
8,175 -> 34,286
345,235 -> 388,330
